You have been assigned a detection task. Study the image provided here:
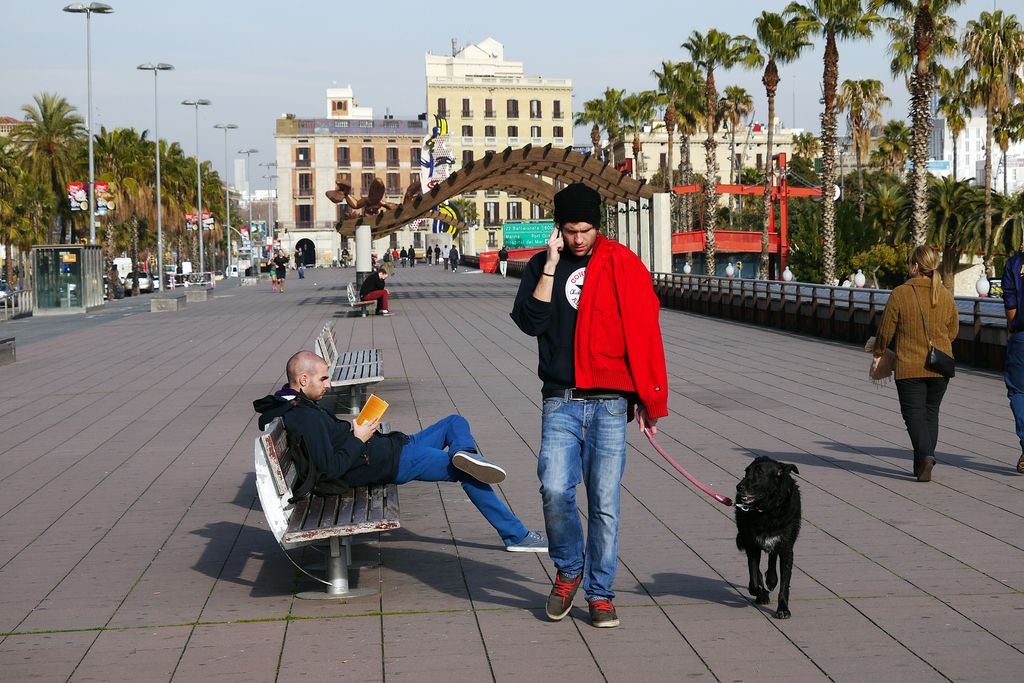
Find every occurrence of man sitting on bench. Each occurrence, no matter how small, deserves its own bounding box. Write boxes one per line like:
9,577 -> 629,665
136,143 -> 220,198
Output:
254,351 -> 547,552
359,266 -> 391,316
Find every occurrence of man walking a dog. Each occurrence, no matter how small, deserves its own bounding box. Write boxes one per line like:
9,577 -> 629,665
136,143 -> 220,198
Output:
511,182 -> 668,628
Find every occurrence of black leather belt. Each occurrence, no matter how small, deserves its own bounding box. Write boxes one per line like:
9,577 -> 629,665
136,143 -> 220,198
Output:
542,388 -> 625,401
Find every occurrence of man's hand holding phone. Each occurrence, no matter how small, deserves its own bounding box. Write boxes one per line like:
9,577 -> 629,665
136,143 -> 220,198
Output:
545,226 -> 563,269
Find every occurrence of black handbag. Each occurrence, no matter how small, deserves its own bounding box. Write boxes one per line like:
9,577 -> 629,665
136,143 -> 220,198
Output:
913,288 -> 955,378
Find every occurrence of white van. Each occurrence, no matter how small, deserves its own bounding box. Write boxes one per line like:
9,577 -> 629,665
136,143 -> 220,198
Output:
112,257 -> 132,283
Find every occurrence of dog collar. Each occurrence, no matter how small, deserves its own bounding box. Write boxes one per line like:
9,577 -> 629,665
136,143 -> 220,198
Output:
735,503 -> 762,513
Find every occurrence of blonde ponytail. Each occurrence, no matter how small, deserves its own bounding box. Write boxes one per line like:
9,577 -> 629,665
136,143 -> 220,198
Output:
909,245 -> 942,306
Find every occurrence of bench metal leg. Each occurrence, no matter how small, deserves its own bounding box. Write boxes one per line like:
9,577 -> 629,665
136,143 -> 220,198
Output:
295,537 -> 377,600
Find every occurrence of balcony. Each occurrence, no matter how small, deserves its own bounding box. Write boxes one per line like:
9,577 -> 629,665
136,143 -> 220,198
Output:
507,113 -> 519,120
294,220 -> 314,229
462,136 -> 474,145
295,159 -> 311,168
484,111 -> 496,119
294,187 -> 314,198
337,159 -> 351,168
530,113 -> 542,120
553,111 -> 564,119
386,159 -> 401,168
361,159 -> 376,168
484,137 -> 497,146
507,137 -> 520,146
461,110 -> 472,117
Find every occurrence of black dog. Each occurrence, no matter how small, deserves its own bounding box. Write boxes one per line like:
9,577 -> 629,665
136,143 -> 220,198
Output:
735,456 -> 801,619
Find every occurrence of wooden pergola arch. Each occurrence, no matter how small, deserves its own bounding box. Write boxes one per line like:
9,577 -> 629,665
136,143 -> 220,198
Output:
335,144 -> 654,239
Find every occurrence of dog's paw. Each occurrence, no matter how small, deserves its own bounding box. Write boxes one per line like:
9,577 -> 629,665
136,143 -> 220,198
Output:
755,590 -> 771,605
766,572 -> 778,591
773,607 -> 791,619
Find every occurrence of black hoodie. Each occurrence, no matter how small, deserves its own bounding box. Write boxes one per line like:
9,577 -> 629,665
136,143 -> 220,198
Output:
253,391 -> 407,487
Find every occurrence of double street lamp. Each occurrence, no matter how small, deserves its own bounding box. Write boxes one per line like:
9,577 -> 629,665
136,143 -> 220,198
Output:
238,148 -> 258,273
182,99 -> 211,272
63,2 -> 113,245
137,62 -> 173,288
213,123 -> 238,274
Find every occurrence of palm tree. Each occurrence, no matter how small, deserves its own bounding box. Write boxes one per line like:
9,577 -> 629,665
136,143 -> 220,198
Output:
619,90 -> 659,180
786,0 -> 881,284
793,131 -> 821,160
682,29 -> 762,275
993,102 -> 1024,197
754,11 -> 811,278
873,0 -> 966,245
574,97 -> 606,159
995,190 -> 1024,260
12,92 -> 85,243
864,176 -> 909,243
962,9 -> 1024,275
837,79 -> 889,219
871,119 -> 913,173
719,86 -> 755,227
600,87 -> 625,168
928,175 -> 983,289
936,65 -> 972,182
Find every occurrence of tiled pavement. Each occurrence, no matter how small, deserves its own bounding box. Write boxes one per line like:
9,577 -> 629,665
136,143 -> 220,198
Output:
1,263 -> 1022,682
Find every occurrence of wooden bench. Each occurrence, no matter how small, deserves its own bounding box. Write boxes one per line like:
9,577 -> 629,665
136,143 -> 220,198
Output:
315,322 -> 384,414
255,417 -> 400,599
346,282 -> 376,317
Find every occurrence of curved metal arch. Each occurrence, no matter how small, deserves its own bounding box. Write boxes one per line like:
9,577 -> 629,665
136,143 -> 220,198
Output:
336,144 -> 652,238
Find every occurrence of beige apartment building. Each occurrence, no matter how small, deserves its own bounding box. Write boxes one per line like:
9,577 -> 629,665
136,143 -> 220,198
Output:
273,86 -> 427,263
426,38 -> 573,253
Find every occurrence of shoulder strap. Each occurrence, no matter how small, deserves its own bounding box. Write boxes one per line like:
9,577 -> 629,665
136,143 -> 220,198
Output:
911,287 -> 934,346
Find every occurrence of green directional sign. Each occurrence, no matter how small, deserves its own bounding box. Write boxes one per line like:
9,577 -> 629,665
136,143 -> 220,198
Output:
502,220 -> 554,249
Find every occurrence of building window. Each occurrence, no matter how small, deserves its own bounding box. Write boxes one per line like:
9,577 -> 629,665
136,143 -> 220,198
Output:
485,99 -> 494,118
487,230 -> 497,248
337,146 -> 350,167
507,99 -> 519,118
411,147 -> 421,165
507,125 -> 519,138
531,203 -> 544,219
362,147 -> 375,166
295,146 -> 310,167
386,172 -> 402,195
756,153 -> 764,169
387,147 -> 400,167
553,126 -> 564,138
508,201 -> 522,220
296,204 -> 312,228
484,201 -> 500,226
461,98 -> 471,117
336,171 -> 351,188
530,99 -> 542,118
437,97 -> 447,116
485,125 -> 496,138
461,125 -> 473,137
660,153 -> 667,170
297,172 -> 312,197
361,173 -> 374,196
531,125 -> 542,139
553,100 -> 562,119
461,150 -> 474,166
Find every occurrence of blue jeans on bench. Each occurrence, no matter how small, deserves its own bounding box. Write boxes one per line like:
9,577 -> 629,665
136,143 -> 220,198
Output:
395,415 -> 529,546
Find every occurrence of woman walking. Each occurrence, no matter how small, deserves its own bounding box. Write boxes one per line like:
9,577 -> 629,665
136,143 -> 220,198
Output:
874,246 -> 959,481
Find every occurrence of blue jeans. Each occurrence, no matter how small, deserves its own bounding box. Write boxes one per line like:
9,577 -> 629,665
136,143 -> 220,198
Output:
538,396 -> 628,600
394,415 -> 528,546
1006,333 -> 1024,453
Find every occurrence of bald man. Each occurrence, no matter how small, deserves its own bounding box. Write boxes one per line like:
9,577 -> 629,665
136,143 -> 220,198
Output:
254,351 -> 546,552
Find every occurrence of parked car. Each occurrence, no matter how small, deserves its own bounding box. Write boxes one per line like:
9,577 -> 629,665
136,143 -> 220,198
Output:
122,271 -> 154,294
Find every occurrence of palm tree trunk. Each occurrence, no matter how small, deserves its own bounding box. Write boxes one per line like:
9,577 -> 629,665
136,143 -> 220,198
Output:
761,90 -> 776,280
4,242 -> 12,284
952,133 -> 958,182
983,100 -> 994,276
820,33 -> 840,285
856,145 -> 865,221
704,70 -> 719,276
910,6 -> 932,246
130,216 -> 140,296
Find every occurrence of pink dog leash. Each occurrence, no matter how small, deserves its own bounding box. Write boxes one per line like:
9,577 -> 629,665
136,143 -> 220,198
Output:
643,427 -> 733,507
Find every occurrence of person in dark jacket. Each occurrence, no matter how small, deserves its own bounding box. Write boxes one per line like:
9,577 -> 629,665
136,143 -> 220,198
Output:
1002,247 -> 1024,474
449,245 -> 460,273
359,266 -> 391,315
498,246 -> 509,278
254,351 -> 547,552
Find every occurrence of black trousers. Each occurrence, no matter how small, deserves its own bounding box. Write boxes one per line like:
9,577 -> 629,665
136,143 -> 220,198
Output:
895,377 -> 949,470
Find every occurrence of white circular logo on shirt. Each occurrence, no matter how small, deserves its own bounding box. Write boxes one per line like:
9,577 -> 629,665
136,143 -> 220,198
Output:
565,267 -> 586,309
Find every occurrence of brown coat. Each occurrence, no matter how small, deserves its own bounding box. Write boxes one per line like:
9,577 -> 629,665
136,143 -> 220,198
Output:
874,278 -> 959,380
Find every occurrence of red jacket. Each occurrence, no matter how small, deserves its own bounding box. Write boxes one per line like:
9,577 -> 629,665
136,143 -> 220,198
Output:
575,235 -> 668,419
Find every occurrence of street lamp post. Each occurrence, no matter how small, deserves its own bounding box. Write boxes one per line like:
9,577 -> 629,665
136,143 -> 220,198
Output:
182,99 -> 211,273
214,123 -> 238,275
137,62 -> 173,289
238,148 -> 258,275
259,161 -> 278,262
63,2 -> 113,245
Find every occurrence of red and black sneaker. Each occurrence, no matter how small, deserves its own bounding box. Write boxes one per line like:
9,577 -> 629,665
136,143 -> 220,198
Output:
588,598 -> 620,628
545,571 -> 583,621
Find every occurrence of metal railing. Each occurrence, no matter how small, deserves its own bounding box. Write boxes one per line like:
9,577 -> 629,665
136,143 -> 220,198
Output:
0,289 -> 34,321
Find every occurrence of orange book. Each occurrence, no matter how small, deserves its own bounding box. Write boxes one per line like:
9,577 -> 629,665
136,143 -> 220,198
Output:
356,394 -> 389,425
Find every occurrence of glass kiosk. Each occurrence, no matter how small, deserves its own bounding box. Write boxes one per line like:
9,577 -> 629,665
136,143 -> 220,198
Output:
32,245 -> 104,315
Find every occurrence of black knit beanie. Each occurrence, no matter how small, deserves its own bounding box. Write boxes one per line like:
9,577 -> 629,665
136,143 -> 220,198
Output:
553,183 -> 602,227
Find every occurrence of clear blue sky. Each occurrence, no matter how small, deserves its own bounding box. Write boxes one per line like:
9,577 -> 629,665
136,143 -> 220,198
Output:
0,0 -> 1002,184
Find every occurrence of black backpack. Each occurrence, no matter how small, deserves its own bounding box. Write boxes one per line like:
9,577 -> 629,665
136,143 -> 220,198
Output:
285,427 -> 350,503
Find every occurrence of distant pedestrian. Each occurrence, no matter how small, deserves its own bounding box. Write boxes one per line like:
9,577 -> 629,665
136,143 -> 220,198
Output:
400,247 -> 408,267
409,247 -> 416,268
295,249 -> 306,279
442,244 -> 450,271
1001,247 -> 1024,474
425,247 -> 432,265
873,245 -> 958,482
498,246 -> 509,278
382,249 -> 393,275
272,250 -> 289,293
449,245 -> 460,273
342,248 -> 351,268
434,245 -> 441,266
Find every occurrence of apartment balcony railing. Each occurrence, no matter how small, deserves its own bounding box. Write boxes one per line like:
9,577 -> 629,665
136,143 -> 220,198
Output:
386,159 -> 400,168
294,188 -> 314,198
507,137 -> 520,145
484,111 -> 496,119
484,137 -> 497,146
461,110 -> 472,117
337,160 -> 351,168
462,137 -> 474,145
295,159 -> 311,168
294,220 -> 314,229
